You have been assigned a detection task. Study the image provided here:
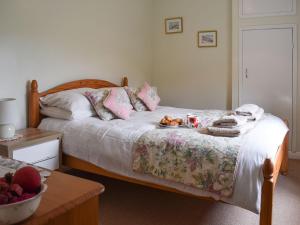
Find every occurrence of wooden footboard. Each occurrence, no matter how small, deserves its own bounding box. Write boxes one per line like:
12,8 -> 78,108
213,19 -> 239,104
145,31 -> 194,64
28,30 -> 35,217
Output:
260,133 -> 288,225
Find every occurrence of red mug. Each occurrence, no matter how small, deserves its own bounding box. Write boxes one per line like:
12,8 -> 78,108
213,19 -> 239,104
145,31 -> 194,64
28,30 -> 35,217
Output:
187,114 -> 199,128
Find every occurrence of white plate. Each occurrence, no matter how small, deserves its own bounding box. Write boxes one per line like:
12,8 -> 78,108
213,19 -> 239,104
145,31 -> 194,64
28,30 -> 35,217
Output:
158,124 -> 186,128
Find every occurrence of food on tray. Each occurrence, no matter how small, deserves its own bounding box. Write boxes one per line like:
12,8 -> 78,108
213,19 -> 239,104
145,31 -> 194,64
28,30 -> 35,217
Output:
174,118 -> 183,124
159,118 -> 168,125
170,121 -> 178,126
164,116 -> 172,121
159,116 -> 183,126
0,166 -> 41,205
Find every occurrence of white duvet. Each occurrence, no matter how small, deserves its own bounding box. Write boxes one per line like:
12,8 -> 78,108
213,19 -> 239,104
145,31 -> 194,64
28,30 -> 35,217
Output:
38,106 -> 288,213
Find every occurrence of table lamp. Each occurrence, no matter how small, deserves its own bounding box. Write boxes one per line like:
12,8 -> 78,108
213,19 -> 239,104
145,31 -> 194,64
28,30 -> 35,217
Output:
0,98 -> 17,139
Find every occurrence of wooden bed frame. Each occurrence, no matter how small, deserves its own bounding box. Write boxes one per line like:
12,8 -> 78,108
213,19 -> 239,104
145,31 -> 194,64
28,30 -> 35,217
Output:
28,77 -> 288,225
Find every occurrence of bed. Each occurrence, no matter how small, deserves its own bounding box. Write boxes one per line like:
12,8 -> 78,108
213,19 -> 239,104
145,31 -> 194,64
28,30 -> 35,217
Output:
28,77 -> 289,225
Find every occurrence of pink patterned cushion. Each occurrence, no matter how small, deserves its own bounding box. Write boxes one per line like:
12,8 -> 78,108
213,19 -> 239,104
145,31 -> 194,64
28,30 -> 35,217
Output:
137,82 -> 160,111
103,88 -> 133,120
125,87 -> 148,112
85,90 -> 116,121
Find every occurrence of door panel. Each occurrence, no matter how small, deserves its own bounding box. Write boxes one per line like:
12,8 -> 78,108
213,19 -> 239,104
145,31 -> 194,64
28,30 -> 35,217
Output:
241,28 -> 293,138
241,0 -> 295,16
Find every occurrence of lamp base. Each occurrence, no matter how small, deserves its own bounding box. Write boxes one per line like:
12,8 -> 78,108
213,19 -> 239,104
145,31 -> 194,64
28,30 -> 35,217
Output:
0,124 -> 15,139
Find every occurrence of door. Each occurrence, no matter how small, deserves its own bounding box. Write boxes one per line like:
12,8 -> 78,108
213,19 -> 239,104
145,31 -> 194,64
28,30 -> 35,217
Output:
240,27 -> 294,147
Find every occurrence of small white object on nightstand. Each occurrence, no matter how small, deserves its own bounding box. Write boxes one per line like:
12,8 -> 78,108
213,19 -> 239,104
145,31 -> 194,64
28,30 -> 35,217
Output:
0,98 -> 17,139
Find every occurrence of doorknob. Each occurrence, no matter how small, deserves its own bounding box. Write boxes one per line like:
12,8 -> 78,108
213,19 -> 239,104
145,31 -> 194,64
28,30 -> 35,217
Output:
245,68 -> 248,79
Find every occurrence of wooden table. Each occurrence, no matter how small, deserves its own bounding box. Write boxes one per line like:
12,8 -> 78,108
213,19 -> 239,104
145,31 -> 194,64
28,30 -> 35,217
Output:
19,171 -> 105,225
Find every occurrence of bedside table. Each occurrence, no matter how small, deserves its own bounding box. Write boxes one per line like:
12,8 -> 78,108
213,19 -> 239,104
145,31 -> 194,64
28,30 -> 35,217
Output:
0,128 -> 62,170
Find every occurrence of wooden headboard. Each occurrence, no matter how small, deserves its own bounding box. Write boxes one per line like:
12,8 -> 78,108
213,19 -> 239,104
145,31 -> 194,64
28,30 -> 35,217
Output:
28,77 -> 128,128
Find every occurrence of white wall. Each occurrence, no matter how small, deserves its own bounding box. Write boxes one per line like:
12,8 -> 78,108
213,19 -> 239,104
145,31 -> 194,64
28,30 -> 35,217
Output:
0,0 -> 153,128
152,0 -> 232,110
232,0 -> 300,152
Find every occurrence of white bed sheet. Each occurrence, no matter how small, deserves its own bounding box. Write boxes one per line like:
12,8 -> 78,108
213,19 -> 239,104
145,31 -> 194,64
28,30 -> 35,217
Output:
38,106 -> 288,213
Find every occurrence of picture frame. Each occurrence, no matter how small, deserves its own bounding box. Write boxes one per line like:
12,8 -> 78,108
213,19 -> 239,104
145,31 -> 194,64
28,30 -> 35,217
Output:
197,30 -> 217,47
165,17 -> 183,34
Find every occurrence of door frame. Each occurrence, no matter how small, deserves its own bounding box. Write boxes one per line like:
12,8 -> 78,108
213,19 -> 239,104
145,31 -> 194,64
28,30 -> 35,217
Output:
239,24 -> 297,152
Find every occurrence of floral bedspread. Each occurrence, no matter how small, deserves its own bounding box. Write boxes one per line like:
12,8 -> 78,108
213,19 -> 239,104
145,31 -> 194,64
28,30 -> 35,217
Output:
132,111 -> 242,197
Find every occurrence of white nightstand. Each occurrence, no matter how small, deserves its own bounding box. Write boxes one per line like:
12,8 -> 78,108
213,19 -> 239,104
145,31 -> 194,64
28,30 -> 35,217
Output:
0,128 -> 62,170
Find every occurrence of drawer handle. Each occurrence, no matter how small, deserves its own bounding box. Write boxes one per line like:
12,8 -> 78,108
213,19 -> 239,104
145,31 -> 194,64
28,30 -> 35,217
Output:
32,156 -> 57,165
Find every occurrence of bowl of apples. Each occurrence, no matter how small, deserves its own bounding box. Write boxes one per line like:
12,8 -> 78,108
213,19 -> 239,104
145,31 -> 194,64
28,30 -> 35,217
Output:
0,166 -> 47,225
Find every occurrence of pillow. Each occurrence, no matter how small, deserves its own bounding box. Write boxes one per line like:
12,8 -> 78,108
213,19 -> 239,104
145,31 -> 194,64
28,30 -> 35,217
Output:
85,89 -> 116,121
41,106 -> 94,120
103,88 -> 133,120
125,87 -> 148,112
40,88 -> 95,114
137,82 -> 160,111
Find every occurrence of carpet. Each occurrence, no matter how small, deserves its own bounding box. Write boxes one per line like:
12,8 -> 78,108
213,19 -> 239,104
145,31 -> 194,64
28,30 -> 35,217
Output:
67,159 -> 300,225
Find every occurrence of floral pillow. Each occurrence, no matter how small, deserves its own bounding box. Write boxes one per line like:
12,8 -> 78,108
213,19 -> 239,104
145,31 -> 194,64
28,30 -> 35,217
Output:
137,82 -> 160,111
103,88 -> 133,120
125,87 -> 148,112
85,90 -> 116,121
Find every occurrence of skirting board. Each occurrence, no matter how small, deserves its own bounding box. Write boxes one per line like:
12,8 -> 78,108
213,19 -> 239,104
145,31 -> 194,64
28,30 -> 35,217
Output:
288,151 -> 300,159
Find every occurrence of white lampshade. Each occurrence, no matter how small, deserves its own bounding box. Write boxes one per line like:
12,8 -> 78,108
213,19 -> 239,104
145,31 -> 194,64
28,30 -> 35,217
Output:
0,98 -> 17,125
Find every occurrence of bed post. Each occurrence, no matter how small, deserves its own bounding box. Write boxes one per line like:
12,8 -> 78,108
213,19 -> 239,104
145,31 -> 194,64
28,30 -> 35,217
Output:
28,80 -> 40,128
260,158 -> 274,225
280,131 -> 289,175
122,76 -> 128,87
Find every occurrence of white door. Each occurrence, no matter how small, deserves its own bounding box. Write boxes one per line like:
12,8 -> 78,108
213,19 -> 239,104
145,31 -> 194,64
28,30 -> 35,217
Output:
240,27 -> 294,147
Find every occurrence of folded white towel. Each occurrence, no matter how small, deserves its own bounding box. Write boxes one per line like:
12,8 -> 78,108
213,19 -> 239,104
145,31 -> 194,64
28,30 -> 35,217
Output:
235,104 -> 260,116
247,107 -> 264,121
213,115 -> 248,128
207,122 -> 256,137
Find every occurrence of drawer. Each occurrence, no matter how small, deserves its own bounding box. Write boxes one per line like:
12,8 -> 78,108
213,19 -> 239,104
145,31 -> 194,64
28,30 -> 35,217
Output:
13,140 -> 59,164
33,156 -> 59,170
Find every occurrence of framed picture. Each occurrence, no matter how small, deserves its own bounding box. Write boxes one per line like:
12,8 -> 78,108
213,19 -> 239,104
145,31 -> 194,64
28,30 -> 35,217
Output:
197,30 -> 217,47
165,17 -> 183,34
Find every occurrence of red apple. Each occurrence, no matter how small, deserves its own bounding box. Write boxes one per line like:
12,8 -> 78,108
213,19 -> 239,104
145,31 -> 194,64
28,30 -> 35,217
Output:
12,166 -> 41,193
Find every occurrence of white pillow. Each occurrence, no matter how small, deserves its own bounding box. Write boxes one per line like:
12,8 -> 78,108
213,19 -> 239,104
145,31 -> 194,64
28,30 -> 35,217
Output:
41,106 -> 94,120
40,88 -> 95,115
